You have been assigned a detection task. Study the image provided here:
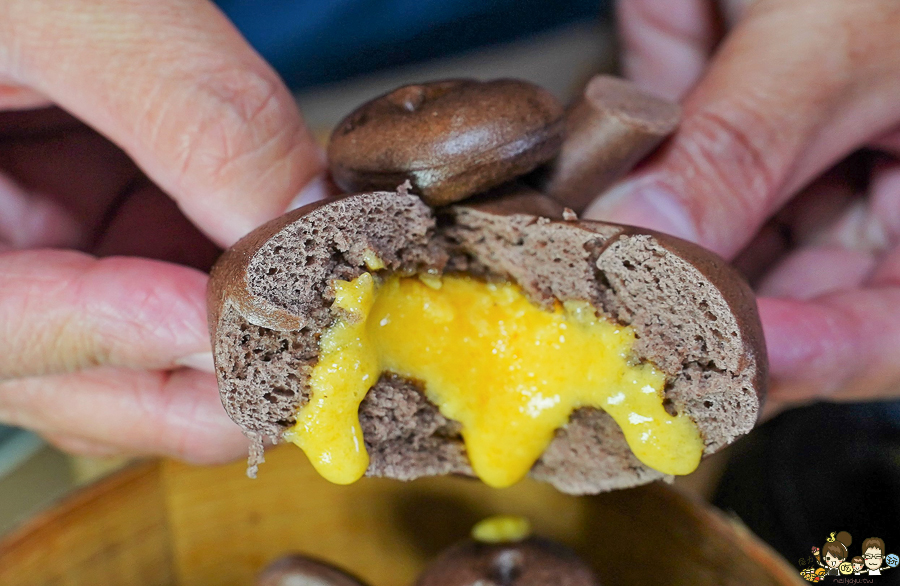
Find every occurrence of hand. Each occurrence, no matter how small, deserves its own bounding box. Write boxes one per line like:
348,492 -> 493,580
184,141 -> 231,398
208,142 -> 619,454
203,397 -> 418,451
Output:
587,0 -> 900,411
0,0 -> 328,461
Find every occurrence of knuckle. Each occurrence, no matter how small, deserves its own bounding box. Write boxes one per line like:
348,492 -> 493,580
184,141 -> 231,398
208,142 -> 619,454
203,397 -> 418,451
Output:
1,290 -> 100,379
82,259 -> 204,368
675,100 -> 782,218
159,65 -> 298,192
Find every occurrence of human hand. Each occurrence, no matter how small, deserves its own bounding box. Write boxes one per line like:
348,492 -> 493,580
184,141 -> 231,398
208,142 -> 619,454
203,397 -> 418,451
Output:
0,0 -> 328,461
587,0 -> 900,412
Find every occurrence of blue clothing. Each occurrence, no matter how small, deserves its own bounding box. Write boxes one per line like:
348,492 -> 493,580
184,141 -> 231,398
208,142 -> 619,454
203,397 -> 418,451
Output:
215,1 -> 606,89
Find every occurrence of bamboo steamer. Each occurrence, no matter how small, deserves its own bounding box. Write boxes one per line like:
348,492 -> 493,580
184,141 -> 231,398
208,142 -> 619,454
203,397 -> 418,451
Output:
0,445 -> 803,586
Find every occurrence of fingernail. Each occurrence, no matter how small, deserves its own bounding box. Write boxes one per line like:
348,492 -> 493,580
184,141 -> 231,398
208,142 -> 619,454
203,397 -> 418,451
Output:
175,352 -> 215,373
584,179 -> 700,243
287,174 -> 332,212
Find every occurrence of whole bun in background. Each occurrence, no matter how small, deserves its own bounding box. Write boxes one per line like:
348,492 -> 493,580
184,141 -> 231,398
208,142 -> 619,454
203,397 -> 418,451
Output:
415,537 -> 600,586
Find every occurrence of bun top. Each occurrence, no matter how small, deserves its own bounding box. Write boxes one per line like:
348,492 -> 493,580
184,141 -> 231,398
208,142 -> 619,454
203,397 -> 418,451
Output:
328,79 -> 564,206
414,537 -> 600,586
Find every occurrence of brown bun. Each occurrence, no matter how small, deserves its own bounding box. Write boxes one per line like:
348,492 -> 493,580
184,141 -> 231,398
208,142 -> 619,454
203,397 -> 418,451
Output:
256,555 -> 368,586
327,79 -> 564,206
415,537 -> 600,586
538,75 -> 680,212
208,189 -> 766,494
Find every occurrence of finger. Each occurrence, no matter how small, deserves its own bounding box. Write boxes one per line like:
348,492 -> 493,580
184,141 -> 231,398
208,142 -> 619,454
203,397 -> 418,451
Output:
785,153 -> 894,253
773,153 -> 869,247
590,0 -> 900,258
872,127 -> 900,157
617,0 -> 723,99
757,246 -> 876,300
759,288 -> 900,404
730,220 -> 790,284
0,250 -> 210,378
716,0 -> 755,27
0,81 -> 52,110
728,163 -> 860,282
869,159 -> 900,244
1,0 -> 325,247
866,162 -> 900,285
0,367 -> 247,464
869,247 -> 900,287
0,172 -> 84,248
41,432 -> 125,459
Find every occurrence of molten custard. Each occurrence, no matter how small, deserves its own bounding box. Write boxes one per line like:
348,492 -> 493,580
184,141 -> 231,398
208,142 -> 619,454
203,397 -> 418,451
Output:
285,272 -> 703,487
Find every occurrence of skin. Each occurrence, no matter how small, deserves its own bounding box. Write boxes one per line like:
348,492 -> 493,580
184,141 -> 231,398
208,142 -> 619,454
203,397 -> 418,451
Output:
588,0 -> 900,414
0,0 -> 899,460
0,0 -> 326,461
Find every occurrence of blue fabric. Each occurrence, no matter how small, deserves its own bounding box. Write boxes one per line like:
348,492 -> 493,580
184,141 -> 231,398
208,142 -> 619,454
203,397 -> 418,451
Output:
215,0 -> 607,89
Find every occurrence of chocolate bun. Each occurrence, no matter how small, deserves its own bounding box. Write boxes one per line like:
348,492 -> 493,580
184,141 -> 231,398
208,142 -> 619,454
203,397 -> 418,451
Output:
415,537 -> 600,586
327,79 -> 564,206
256,555 -> 367,586
537,75 -> 681,212
255,533 -> 599,586
208,188 -> 766,494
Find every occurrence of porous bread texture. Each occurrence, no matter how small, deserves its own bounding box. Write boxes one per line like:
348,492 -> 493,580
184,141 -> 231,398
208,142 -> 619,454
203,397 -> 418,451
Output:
209,192 -> 445,473
208,190 -> 766,494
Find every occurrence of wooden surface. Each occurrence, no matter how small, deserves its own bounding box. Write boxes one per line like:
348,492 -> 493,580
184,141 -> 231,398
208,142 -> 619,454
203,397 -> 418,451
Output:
0,444 -> 804,586
0,461 -> 173,586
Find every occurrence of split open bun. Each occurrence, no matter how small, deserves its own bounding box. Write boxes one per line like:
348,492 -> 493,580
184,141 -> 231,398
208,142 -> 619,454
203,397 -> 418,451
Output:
208,184 -> 766,494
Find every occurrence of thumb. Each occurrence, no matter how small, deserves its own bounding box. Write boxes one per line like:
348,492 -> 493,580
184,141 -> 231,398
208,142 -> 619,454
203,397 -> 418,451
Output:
588,0 -> 900,259
1,0 -> 326,247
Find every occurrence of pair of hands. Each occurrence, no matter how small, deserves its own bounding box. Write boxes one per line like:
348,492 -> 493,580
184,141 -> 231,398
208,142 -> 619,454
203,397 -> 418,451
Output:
0,0 -> 898,463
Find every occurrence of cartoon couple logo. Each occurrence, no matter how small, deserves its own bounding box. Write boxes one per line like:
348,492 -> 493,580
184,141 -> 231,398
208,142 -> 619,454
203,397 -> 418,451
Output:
800,531 -> 899,582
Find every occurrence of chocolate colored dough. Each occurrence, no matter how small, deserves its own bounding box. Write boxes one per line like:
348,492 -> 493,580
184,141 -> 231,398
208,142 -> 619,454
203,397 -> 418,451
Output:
538,75 -> 681,212
415,537 -> 600,586
255,536 -> 599,586
256,555 -> 368,586
327,79 -> 564,206
208,188 -> 766,494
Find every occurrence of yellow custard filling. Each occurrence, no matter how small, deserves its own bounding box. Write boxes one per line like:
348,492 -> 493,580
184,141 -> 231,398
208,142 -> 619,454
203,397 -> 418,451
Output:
285,272 -> 703,487
471,515 -> 532,543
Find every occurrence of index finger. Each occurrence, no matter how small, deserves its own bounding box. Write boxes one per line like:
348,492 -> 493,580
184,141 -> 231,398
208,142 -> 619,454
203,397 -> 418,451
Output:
0,0 -> 325,246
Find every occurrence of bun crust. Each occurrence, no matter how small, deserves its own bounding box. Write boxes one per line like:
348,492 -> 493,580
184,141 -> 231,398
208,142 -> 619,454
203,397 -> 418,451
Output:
327,80 -> 565,206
